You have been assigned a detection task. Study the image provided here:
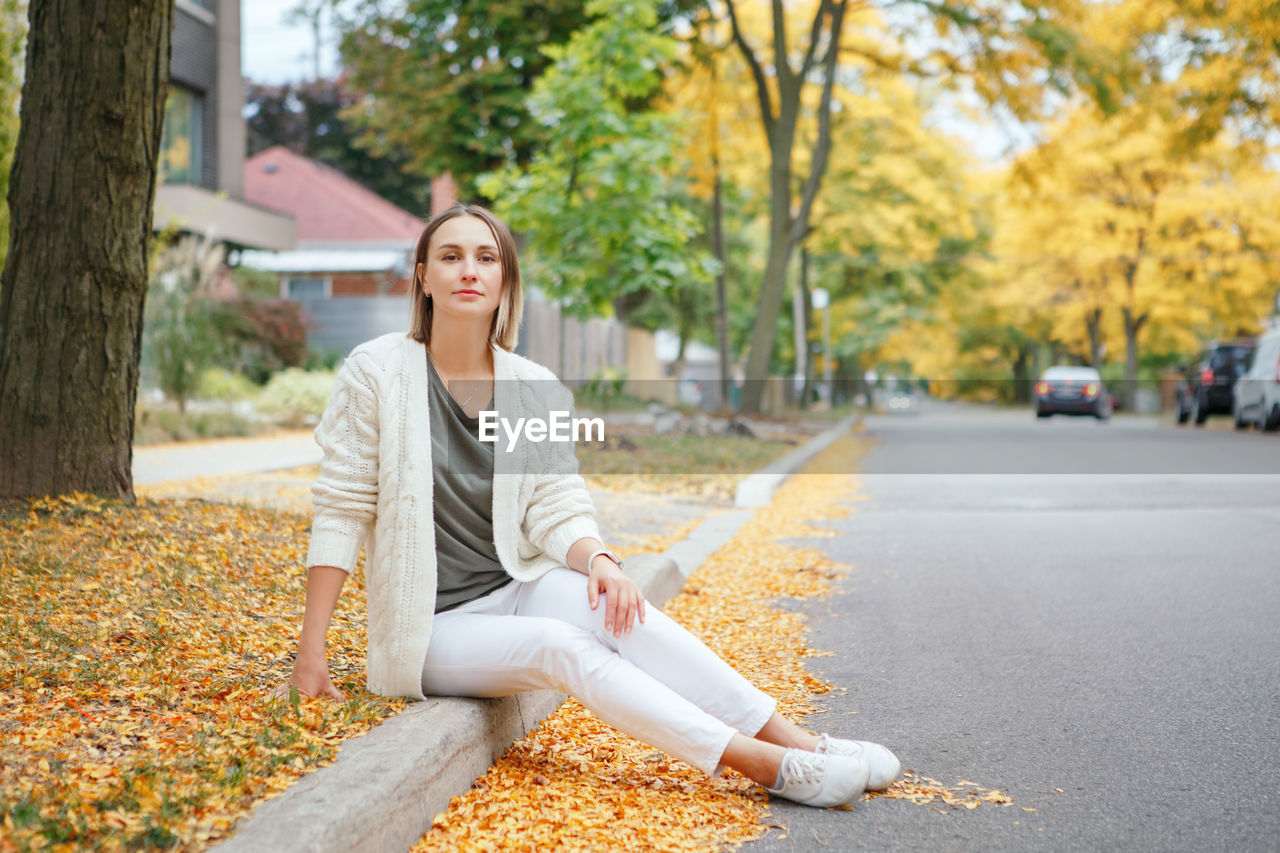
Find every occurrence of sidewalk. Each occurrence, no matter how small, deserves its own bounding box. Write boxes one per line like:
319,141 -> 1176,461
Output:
133,431 -> 322,486
134,417 -> 855,852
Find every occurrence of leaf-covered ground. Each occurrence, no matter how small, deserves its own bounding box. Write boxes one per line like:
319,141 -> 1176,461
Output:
1,429 -> 1009,852
411,436 -> 1013,852
0,495 -> 406,851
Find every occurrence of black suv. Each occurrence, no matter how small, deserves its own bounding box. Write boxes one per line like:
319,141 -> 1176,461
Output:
1174,341 -> 1256,425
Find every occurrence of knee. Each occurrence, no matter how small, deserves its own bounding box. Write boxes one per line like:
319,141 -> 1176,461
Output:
536,623 -> 614,687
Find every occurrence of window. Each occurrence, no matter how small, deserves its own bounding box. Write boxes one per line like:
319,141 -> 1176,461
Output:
286,277 -> 328,300
160,86 -> 203,185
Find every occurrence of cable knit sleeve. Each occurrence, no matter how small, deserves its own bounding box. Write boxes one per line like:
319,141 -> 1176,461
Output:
306,354 -> 381,573
520,378 -> 601,565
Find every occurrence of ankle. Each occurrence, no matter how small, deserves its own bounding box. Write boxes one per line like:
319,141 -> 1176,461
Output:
754,712 -> 821,751
720,735 -> 786,787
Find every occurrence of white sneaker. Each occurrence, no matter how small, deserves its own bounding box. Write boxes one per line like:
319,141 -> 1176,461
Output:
765,748 -> 871,807
814,734 -> 901,791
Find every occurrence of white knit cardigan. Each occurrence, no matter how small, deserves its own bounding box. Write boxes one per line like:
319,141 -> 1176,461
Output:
305,332 -> 601,699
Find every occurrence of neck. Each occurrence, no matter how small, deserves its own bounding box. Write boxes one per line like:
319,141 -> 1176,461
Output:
426,320 -> 493,377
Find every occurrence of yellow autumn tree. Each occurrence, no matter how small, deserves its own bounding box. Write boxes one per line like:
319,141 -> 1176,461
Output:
805,71 -> 987,395
984,99 -> 1278,407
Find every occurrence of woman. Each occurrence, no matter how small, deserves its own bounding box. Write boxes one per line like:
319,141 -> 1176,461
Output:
277,203 -> 900,808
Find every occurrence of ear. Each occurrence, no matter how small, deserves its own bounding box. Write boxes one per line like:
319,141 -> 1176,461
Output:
416,262 -> 428,295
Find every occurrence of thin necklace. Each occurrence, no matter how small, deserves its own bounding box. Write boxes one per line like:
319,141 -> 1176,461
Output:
428,350 -> 486,409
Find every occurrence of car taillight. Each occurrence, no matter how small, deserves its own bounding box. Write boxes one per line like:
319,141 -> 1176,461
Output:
1200,367 -> 1214,385
1084,383 -> 1098,397
1035,381 -> 1050,395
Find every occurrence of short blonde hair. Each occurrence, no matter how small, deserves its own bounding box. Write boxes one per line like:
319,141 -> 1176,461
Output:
408,203 -> 522,351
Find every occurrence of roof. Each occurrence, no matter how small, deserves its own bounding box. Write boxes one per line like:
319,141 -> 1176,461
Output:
237,248 -> 408,274
244,146 -> 425,246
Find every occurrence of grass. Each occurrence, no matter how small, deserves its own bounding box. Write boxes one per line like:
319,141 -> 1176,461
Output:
577,434 -> 798,502
578,434 -> 795,478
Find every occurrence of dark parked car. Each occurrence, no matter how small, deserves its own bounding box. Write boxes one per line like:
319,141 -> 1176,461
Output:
1175,341 -> 1256,425
1035,366 -> 1112,420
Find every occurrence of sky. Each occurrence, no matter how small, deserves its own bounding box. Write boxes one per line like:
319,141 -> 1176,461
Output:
241,0 -> 340,85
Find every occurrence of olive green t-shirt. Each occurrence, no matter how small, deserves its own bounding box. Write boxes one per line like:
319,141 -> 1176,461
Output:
427,357 -> 511,613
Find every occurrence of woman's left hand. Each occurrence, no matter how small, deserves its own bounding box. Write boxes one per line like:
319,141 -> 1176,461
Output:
587,558 -> 646,638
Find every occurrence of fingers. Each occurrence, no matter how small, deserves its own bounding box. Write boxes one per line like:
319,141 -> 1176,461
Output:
269,681 -> 304,701
611,583 -> 626,637
603,579 -> 617,633
625,590 -> 637,634
587,574 -> 600,610
269,677 -> 345,702
608,580 -> 646,637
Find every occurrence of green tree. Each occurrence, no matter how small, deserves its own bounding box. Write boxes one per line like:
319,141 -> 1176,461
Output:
478,0 -> 715,327
0,1 -> 27,270
0,0 -> 173,500
245,78 -> 433,215
336,0 -> 594,197
335,0 -> 705,198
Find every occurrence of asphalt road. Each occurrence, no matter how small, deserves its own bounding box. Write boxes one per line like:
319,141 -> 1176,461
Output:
747,404 -> 1280,852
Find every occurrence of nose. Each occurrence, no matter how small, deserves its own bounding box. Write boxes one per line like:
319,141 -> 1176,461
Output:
461,255 -> 478,282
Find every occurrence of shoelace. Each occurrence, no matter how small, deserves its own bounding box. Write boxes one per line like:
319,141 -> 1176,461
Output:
817,735 -> 864,758
783,752 -> 825,787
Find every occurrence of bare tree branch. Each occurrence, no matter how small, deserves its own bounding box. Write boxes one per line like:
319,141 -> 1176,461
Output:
725,0 -> 775,141
771,0 -> 789,86
790,0 -> 848,250
799,0 -> 832,81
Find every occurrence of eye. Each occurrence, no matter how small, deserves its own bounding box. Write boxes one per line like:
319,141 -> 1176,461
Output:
480,253 -> 498,263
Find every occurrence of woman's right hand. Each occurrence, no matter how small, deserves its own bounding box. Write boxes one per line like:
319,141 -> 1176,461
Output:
271,651 -> 346,701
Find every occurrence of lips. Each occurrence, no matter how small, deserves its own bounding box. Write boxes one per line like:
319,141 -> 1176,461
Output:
454,289 -> 483,297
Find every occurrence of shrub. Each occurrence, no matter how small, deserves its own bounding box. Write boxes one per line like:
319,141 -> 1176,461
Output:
134,405 -> 259,445
142,235 -> 225,412
256,368 -> 335,428
578,367 -> 629,410
198,368 -> 258,402
211,298 -> 311,384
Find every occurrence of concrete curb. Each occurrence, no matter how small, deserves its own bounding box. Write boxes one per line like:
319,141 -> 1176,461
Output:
214,416 -> 856,852
733,415 -> 857,507
214,553 -> 679,853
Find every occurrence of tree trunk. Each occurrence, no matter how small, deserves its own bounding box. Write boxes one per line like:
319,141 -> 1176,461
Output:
798,247 -> 815,409
1120,252 -> 1145,411
1012,345 -> 1030,404
738,154 -> 794,412
1122,306 -> 1147,412
712,161 -> 731,411
729,0 -> 847,413
0,0 -> 175,499
1085,306 -> 1104,371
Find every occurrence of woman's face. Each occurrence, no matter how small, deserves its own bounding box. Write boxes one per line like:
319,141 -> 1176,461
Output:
418,215 -> 504,326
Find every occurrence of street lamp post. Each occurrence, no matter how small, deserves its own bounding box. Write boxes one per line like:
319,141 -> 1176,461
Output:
811,288 -> 831,405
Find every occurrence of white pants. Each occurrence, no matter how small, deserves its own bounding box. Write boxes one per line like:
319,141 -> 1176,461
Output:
421,568 -> 777,775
